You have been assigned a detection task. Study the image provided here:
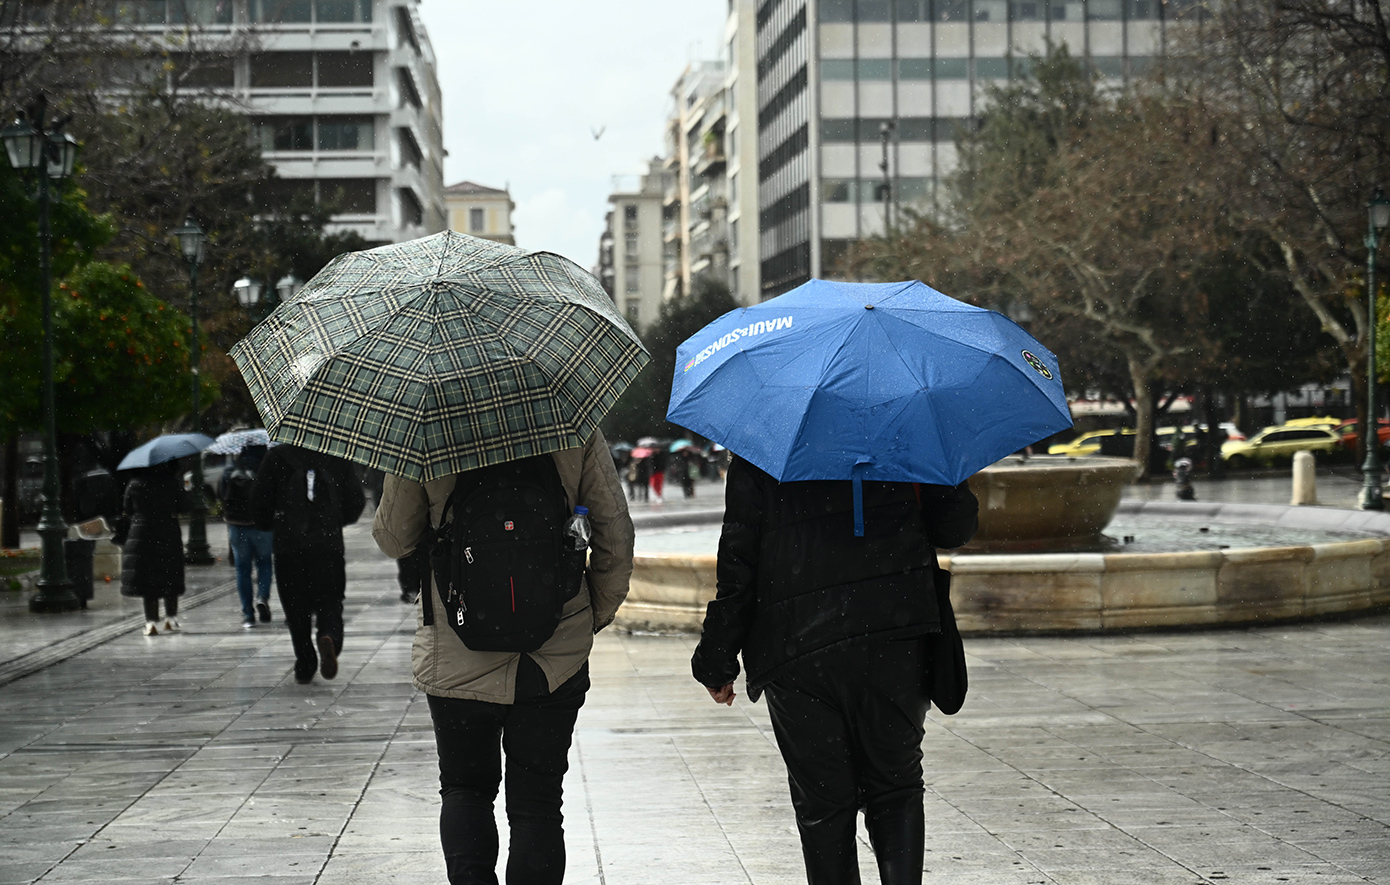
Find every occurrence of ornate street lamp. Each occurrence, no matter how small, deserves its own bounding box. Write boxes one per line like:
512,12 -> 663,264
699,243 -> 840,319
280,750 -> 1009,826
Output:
275,273 -> 302,303
1359,187 -> 1390,510
3,96 -> 81,612
173,219 -> 214,563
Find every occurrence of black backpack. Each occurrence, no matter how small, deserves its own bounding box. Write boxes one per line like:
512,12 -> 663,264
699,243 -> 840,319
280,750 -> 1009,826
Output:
274,449 -> 345,547
425,455 -> 586,652
221,466 -> 257,524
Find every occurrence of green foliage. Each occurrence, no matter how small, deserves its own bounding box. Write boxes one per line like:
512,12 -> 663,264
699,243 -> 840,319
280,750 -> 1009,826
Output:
48,262 -> 213,434
601,276 -> 738,443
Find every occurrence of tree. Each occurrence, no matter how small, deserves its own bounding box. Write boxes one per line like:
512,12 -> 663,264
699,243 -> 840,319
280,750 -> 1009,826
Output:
1173,0 -> 1390,457
602,276 -> 739,443
857,46 -> 1228,476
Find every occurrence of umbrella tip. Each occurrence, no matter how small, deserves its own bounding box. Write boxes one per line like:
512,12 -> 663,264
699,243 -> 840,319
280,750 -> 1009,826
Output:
865,304 -> 875,310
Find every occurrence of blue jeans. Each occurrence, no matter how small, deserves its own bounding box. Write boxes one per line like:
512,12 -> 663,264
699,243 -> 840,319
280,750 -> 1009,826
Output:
228,524 -> 273,619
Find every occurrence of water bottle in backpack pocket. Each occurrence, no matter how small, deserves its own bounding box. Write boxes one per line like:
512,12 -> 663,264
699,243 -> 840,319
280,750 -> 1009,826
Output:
426,456 -> 587,652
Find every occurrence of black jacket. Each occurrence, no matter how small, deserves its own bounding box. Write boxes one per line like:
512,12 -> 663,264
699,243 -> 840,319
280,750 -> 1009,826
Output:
118,465 -> 187,598
691,456 -> 978,700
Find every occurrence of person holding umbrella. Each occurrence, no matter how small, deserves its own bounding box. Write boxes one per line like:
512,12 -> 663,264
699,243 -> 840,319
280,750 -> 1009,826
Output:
674,279 -> 1072,885
229,232 -> 649,884
112,433 -> 214,635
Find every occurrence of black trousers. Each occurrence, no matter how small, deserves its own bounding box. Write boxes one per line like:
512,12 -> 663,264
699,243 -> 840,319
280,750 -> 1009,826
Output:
274,548 -> 346,681
427,657 -> 589,885
141,595 -> 178,621
763,637 -> 931,885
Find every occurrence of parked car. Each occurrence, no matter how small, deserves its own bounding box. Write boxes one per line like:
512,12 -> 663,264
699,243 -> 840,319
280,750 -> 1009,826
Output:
182,451 -> 232,507
1221,423 -> 1343,468
1335,418 -> 1390,454
1047,428 -> 1136,456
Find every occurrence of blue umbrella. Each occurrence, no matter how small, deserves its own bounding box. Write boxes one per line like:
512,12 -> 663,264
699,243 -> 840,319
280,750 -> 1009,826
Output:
117,433 -> 216,471
666,279 -> 1072,534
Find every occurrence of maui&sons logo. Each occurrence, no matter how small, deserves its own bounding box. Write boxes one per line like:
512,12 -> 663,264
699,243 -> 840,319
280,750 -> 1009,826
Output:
683,316 -> 794,372
1021,350 -> 1054,380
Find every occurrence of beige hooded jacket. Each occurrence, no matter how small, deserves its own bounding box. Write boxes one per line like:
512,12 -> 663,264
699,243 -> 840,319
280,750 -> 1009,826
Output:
372,430 -> 634,703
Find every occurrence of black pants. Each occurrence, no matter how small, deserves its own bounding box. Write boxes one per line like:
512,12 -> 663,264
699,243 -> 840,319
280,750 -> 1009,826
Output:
763,638 -> 931,885
142,595 -> 178,621
427,657 -> 589,885
274,548 -> 345,681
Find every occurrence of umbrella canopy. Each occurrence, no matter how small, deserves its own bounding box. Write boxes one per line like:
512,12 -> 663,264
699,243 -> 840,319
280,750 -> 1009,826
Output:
117,433 -> 215,471
630,447 -> 656,459
668,438 -> 696,452
207,428 -> 274,455
230,231 -> 649,482
667,278 -> 1072,499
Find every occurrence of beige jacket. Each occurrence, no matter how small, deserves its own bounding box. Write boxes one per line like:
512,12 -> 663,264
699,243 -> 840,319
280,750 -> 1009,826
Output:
372,431 -> 634,703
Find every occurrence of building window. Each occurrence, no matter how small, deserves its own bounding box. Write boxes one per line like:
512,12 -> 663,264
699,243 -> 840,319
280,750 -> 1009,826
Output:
256,116 -> 314,151
624,269 -> 640,293
170,53 -> 235,88
254,0 -> 311,22
318,117 -> 374,150
626,300 -> 640,324
172,1 -> 234,25
625,233 -> 639,256
624,204 -> 638,224
316,0 -> 372,23
325,179 -> 378,214
250,52 -> 314,88
317,52 -> 374,88
469,208 -> 485,232
397,187 -> 423,225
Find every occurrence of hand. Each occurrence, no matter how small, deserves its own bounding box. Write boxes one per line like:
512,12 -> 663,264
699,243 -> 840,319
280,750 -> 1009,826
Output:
707,683 -> 736,706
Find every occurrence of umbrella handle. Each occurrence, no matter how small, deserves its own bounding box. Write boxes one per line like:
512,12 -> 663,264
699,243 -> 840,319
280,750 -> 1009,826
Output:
852,458 -> 873,538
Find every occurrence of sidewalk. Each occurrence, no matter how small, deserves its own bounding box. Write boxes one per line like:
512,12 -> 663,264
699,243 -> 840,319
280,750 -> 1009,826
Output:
0,479 -> 1385,883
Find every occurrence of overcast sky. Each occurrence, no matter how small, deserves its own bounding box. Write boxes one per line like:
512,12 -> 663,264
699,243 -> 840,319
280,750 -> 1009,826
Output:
415,1 -> 729,269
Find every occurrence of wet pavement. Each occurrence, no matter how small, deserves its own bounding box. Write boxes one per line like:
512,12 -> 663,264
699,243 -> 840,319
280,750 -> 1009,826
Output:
0,471 -> 1386,884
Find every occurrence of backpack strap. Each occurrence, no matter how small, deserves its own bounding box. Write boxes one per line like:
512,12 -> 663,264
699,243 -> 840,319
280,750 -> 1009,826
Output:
421,482 -> 462,628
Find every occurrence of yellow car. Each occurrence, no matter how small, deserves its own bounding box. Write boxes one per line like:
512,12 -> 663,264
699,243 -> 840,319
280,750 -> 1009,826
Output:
1221,423 -> 1342,468
1047,428 -> 1135,456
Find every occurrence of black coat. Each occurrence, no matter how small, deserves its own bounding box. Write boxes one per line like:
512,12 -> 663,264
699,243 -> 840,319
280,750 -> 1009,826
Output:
118,467 -> 186,598
691,456 -> 978,700
250,445 -> 365,598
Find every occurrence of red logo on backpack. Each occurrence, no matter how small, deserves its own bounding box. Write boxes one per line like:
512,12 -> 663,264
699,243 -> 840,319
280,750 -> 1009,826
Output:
504,520 -> 514,531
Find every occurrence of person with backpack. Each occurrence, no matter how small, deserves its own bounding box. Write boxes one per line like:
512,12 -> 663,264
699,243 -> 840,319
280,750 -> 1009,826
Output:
371,430 -> 633,885
251,444 -> 366,684
219,444 -> 273,629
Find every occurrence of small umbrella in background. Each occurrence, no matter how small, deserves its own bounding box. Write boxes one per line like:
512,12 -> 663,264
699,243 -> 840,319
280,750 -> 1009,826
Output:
667,278 -> 1073,534
630,446 -> 656,460
206,428 -> 275,455
668,438 -> 696,452
230,231 -> 649,481
116,433 -> 215,471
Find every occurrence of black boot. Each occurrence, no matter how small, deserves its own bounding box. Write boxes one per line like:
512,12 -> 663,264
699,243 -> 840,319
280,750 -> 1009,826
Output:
865,795 -> 925,885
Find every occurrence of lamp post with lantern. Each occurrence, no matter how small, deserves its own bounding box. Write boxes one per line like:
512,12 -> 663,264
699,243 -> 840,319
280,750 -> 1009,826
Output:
2,96 -> 80,612
172,219 -> 215,563
233,272 -> 300,320
1359,187 -> 1390,510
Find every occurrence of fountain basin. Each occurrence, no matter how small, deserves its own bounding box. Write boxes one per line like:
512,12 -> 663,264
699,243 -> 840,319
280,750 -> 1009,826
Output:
965,455 -> 1141,550
616,500 -> 1390,634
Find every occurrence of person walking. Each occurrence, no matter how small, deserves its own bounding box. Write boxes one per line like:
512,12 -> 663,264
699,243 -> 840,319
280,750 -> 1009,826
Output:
219,444 -> 274,628
691,455 -> 978,885
372,430 -> 633,885
114,460 -> 187,636
251,444 -> 365,684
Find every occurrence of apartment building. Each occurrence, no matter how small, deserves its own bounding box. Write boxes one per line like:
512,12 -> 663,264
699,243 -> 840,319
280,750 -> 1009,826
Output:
97,0 -> 445,244
444,181 -> 516,245
750,0 -> 1196,297
597,158 -> 668,331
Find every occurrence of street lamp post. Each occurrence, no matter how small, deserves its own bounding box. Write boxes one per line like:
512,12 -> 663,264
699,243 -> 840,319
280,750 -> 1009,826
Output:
1358,187 -> 1390,510
878,119 -> 896,235
173,219 -> 214,563
3,97 -> 80,613
233,272 -> 299,321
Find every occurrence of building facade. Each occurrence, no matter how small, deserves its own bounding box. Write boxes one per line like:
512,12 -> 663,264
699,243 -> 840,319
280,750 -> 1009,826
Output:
97,0 -> 446,245
443,181 -> 515,245
598,158 -> 668,331
749,0 -> 1196,297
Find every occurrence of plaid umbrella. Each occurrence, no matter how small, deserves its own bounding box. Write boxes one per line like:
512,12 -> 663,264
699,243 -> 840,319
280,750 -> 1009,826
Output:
230,232 -> 649,482
207,428 -> 274,455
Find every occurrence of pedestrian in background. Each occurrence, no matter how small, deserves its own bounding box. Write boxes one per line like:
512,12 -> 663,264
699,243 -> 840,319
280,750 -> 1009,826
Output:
219,444 -> 274,629
252,444 -> 365,684
114,460 -> 187,636
649,448 -> 667,503
693,455 -> 978,885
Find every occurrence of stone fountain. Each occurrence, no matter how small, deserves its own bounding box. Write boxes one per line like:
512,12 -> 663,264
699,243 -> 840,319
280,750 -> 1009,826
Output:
616,454 -> 1390,634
